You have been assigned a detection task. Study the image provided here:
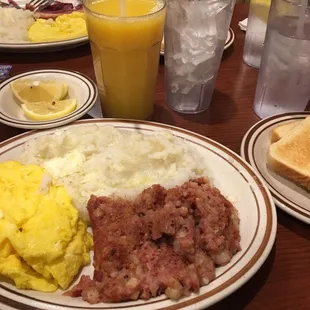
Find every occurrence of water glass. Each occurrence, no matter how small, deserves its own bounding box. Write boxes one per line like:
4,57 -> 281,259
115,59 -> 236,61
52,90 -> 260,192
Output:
164,0 -> 235,114
254,0 -> 310,118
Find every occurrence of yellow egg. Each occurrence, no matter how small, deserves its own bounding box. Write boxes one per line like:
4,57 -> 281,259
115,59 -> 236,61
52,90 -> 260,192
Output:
0,161 -> 92,292
28,12 -> 87,43
44,219 -> 92,289
0,255 -> 58,292
0,221 -> 15,258
0,162 -> 44,226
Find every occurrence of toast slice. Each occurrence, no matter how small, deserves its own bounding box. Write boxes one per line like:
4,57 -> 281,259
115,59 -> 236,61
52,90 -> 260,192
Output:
267,116 -> 310,190
270,120 -> 301,143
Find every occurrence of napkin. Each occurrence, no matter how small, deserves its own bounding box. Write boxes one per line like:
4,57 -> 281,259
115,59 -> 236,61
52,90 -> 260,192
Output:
238,18 -> 248,31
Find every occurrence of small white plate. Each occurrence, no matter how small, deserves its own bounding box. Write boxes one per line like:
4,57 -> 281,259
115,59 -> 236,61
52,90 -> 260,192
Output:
0,119 -> 276,310
241,112 -> 310,224
0,69 -> 98,130
160,27 -> 235,56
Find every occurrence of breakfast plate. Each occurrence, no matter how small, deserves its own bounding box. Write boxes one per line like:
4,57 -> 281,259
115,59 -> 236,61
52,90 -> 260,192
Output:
0,69 -> 98,129
0,0 -> 88,53
160,27 -> 235,56
0,119 -> 276,310
241,112 -> 310,225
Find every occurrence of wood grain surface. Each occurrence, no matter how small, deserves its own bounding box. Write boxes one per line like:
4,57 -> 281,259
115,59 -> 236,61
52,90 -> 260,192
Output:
0,4 -> 309,310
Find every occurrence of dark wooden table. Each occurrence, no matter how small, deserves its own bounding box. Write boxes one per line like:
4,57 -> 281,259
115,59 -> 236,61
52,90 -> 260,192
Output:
1,4 -> 309,310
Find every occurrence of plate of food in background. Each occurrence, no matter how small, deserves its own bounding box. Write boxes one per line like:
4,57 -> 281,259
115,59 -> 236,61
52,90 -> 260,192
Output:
160,27 -> 235,56
241,112 -> 310,225
0,0 -> 88,52
0,69 -> 98,129
0,120 -> 276,310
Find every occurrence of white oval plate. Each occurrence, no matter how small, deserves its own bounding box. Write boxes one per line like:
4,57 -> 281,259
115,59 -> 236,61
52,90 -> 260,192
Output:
0,119 -> 276,310
160,27 -> 235,56
241,112 -> 310,224
0,69 -> 98,129
0,0 -> 88,53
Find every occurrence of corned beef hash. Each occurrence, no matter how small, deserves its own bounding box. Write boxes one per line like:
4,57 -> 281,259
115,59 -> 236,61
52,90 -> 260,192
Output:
66,178 -> 240,303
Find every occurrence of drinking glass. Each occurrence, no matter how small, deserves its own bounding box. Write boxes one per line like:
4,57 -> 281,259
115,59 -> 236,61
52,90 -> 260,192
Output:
164,0 -> 235,114
84,0 -> 166,119
253,0 -> 310,118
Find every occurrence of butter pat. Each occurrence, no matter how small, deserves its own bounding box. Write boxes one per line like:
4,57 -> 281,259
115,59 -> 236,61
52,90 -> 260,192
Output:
43,149 -> 86,179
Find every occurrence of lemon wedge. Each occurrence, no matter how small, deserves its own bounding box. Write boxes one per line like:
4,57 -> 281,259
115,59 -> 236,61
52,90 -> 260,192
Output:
21,99 -> 77,121
251,0 -> 271,23
11,80 -> 68,105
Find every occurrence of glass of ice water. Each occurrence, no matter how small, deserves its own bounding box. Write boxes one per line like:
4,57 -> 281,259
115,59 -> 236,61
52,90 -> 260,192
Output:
243,0 -> 271,68
164,0 -> 235,114
254,0 -> 310,118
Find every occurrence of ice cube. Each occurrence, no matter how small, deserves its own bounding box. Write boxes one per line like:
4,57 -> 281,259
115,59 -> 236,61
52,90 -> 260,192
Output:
192,50 -> 214,67
166,0 -> 188,28
170,78 -> 196,95
164,27 -> 182,55
189,62 -> 215,85
175,61 -> 195,77
180,83 -> 195,95
203,0 -> 231,16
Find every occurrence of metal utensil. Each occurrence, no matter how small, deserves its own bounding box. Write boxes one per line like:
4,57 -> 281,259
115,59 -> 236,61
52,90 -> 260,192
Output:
26,0 -> 54,12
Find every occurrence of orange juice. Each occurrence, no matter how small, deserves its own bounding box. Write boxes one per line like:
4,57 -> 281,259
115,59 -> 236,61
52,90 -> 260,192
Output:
84,0 -> 166,119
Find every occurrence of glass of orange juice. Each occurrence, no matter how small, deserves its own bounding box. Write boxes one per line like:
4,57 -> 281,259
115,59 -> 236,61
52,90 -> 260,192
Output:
83,0 -> 166,119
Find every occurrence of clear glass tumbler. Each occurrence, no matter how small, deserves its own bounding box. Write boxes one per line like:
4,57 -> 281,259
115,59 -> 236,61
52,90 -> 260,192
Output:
254,0 -> 310,118
84,0 -> 166,120
243,0 -> 271,68
164,0 -> 235,114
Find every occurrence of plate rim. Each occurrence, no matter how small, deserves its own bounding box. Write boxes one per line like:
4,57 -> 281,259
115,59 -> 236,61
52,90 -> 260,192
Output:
225,27 -> 234,50
240,112 -> 310,224
0,118 -> 277,310
0,36 -> 88,52
0,69 -> 98,130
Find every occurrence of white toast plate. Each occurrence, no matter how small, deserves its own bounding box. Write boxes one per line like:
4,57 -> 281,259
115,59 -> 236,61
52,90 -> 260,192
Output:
241,112 -> 310,224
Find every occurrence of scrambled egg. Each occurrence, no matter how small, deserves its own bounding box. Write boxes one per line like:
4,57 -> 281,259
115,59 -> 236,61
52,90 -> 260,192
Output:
28,12 -> 87,43
0,161 -> 92,292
